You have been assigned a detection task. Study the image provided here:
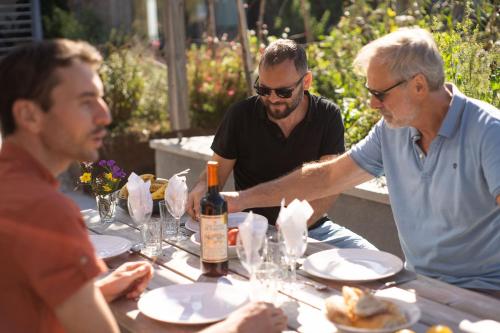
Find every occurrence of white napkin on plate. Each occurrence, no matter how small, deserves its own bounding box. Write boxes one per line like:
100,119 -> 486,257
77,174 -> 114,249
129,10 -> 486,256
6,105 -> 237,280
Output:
238,211 -> 269,267
127,172 -> 153,220
165,169 -> 189,218
276,199 -> 313,255
460,319 -> 500,333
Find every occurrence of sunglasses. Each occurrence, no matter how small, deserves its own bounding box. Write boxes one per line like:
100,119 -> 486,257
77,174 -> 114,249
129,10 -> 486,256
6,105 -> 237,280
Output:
254,73 -> 307,99
365,78 -> 408,102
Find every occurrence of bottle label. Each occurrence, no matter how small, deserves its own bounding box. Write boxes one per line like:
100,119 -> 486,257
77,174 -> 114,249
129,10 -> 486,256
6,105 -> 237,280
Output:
200,214 -> 228,262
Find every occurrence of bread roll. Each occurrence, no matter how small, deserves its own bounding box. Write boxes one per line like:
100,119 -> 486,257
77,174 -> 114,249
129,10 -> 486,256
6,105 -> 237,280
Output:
325,287 -> 407,329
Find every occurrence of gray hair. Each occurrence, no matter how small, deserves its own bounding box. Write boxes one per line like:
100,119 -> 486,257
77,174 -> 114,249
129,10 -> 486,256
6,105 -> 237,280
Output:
353,28 -> 444,90
259,39 -> 308,74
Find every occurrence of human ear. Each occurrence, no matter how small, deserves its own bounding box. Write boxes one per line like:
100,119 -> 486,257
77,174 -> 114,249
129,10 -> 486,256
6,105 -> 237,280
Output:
413,73 -> 428,95
303,71 -> 313,90
11,100 -> 44,133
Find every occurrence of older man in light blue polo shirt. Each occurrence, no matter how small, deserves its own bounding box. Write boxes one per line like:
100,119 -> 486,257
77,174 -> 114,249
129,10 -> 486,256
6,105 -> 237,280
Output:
224,28 -> 500,293
349,83 -> 500,290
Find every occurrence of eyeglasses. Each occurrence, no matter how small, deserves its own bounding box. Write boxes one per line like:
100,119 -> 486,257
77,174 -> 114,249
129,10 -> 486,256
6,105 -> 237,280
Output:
365,78 -> 408,102
254,73 -> 307,99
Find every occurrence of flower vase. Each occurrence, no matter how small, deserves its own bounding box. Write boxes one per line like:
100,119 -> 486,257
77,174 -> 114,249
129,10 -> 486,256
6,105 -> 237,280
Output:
96,192 -> 117,223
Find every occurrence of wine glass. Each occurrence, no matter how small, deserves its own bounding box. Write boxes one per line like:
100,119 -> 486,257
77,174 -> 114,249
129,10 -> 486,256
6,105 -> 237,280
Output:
127,198 -> 152,248
236,233 -> 266,279
279,226 -> 308,288
165,190 -> 188,241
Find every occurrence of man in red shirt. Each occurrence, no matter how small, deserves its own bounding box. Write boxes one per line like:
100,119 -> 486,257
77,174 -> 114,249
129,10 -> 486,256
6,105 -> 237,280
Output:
0,40 -> 286,333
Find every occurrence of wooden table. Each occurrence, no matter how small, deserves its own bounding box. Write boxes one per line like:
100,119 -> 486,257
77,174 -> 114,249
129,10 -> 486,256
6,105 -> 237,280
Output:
83,208 -> 500,333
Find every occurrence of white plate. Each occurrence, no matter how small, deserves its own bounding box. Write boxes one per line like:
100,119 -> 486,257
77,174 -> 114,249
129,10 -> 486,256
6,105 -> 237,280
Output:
326,296 -> 421,333
89,235 -> 131,260
185,212 -> 268,232
190,232 -> 237,258
303,249 -> 403,281
138,282 -> 248,324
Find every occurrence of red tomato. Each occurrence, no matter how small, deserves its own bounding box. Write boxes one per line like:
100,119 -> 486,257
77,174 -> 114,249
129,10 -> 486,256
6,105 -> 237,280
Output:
228,228 -> 239,246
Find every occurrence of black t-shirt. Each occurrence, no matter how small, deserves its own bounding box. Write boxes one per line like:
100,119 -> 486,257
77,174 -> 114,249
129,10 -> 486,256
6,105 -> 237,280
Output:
211,91 -> 345,224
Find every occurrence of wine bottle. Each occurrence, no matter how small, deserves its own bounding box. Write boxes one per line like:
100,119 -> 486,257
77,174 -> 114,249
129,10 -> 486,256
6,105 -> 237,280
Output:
200,161 -> 229,276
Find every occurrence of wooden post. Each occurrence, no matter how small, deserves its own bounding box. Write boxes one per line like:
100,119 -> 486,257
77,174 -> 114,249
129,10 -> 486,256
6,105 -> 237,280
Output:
236,0 -> 254,96
256,0 -> 266,47
162,0 -> 190,132
300,0 -> 313,44
207,0 -> 217,57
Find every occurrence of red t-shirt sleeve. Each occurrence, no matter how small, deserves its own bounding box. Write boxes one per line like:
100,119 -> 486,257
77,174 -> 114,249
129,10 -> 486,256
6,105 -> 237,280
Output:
15,196 -> 107,308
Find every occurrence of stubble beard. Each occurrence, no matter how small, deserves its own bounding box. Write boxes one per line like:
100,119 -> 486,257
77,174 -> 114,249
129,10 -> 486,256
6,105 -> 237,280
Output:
264,90 -> 303,120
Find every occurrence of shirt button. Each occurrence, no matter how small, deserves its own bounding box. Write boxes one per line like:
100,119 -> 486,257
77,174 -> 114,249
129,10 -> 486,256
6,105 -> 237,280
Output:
419,153 -> 424,159
80,256 -> 88,265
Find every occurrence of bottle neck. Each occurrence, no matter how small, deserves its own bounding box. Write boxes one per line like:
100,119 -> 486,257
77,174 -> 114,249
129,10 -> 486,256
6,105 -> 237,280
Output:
207,163 -> 219,193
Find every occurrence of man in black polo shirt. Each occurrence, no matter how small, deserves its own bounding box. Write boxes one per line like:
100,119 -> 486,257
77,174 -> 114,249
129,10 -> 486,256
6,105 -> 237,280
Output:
187,39 -> 375,249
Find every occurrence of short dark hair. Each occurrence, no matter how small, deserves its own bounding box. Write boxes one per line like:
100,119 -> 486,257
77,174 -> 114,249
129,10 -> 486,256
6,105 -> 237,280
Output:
259,39 -> 308,74
0,39 -> 102,136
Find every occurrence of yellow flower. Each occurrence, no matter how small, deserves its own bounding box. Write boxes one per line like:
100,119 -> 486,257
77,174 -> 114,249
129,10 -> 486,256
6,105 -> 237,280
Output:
103,185 -> 112,192
105,172 -> 114,180
387,8 -> 396,17
80,172 -> 91,183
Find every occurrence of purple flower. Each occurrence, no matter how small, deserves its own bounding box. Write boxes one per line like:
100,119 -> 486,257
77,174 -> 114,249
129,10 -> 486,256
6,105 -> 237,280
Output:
111,165 -> 123,178
107,160 -> 116,167
98,160 -> 107,167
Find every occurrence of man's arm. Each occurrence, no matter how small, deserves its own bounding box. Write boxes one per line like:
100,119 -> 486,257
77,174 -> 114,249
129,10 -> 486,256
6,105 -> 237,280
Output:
186,153 -> 236,219
305,154 -> 340,228
55,280 -> 119,333
226,153 -> 373,213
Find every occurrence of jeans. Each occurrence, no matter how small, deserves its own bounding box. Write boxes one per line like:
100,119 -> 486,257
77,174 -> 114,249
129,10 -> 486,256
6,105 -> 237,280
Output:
307,217 -> 377,250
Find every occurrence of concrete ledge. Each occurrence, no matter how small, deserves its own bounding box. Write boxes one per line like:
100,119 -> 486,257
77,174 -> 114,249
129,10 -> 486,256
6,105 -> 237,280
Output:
150,136 -> 390,205
150,137 -> 214,162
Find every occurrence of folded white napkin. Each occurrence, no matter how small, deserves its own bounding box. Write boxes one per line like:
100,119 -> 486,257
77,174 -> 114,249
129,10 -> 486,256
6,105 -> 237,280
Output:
238,211 -> 269,269
276,199 -> 313,256
127,172 -> 153,221
165,169 -> 189,218
460,319 -> 500,333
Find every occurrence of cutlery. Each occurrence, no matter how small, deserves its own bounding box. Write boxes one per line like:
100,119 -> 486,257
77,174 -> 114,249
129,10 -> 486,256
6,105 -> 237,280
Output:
370,276 -> 417,294
303,280 -> 329,291
130,243 -> 143,253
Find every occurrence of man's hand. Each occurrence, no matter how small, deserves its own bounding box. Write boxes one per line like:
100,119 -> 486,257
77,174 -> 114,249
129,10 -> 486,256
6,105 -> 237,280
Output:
221,191 -> 242,213
201,302 -> 287,333
187,181 -> 206,220
96,262 -> 153,302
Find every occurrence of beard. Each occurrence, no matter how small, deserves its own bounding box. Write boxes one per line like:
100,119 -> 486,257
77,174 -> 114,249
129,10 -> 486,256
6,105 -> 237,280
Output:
382,96 -> 418,129
263,89 -> 304,120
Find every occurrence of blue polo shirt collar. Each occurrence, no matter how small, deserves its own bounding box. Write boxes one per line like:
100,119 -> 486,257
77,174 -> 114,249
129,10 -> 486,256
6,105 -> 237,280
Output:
438,84 -> 466,138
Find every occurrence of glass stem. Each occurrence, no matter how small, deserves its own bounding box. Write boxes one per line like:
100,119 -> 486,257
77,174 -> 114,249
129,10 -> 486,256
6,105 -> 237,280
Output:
289,257 -> 297,285
176,217 -> 180,241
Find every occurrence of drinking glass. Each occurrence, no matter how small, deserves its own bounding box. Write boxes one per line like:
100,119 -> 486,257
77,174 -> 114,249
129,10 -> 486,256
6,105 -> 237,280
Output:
250,262 -> 280,303
165,190 -> 188,240
279,227 -> 308,288
128,198 -> 152,248
141,219 -> 163,257
264,228 -> 287,281
159,200 -> 179,241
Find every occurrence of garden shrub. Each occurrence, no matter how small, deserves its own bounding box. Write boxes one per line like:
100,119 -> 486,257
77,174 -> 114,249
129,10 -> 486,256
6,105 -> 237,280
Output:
99,44 -> 169,138
187,37 -> 249,129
